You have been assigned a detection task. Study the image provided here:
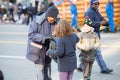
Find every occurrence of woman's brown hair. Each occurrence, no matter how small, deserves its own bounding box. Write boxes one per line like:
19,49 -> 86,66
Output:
54,20 -> 73,38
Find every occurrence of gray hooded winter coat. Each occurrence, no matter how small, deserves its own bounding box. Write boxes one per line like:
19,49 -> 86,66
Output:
26,6 -> 59,64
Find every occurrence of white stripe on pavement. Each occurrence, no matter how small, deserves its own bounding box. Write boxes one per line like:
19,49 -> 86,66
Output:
101,45 -> 120,48
116,62 -> 120,65
0,32 -> 27,35
0,40 -> 120,48
0,55 -> 25,59
0,41 -> 27,44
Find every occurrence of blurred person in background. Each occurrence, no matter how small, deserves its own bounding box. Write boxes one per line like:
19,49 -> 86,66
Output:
8,2 -> 16,23
106,0 -> 115,32
35,0 -> 39,13
69,0 -> 78,32
20,5 -> 27,24
0,5 -> 3,22
17,2 -> 22,20
0,70 -> 4,80
0,5 -> 7,22
26,3 -> 35,25
37,1 -> 49,15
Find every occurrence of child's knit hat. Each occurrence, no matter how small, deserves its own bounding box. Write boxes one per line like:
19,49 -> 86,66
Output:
84,16 -> 92,27
81,16 -> 94,32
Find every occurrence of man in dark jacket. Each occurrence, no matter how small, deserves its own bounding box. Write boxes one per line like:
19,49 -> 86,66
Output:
26,6 -> 59,80
77,0 -> 113,74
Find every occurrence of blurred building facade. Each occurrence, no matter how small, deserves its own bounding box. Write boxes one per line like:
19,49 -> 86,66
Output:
0,0 -> 120,28
57,0 -> 120,27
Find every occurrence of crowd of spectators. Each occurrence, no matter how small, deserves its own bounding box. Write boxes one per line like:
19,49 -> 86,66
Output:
0,2 -> 37,25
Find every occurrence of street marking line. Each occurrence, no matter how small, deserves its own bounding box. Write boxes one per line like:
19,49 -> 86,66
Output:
0,41 -> 120,48
0,41 -> 27,44
0,32 -> 27,35
101,45 -> 120,48
0,25 -> 27,27
0,55 -> 25,59
116,62 -> 120,65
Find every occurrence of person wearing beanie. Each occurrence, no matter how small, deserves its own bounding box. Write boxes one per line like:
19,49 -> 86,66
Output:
26,5 -> 59,80
45,6 -> 59,19
77,0 -> 113,74
77,18 -> 100,80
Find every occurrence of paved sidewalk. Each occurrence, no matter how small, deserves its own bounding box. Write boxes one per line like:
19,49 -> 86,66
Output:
0,24 -> 120,80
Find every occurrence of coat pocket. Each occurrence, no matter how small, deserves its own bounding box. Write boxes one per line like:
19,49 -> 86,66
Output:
26,53 -> 39,62
26,42 -> 43,62
29,42 -> 43,55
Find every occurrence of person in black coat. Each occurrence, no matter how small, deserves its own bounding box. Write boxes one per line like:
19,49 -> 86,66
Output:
0,70 -> 4,80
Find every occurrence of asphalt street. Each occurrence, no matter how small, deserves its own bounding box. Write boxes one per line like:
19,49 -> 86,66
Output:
0,23 -> 120,80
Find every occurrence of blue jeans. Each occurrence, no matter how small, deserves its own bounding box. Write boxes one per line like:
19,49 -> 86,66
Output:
71,16 -> 78,29
96,48 -> 108,71
95,32 -> 108,71
108,17 -> 115,32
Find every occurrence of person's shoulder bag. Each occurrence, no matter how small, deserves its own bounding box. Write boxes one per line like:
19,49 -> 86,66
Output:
26,17 -> 44,62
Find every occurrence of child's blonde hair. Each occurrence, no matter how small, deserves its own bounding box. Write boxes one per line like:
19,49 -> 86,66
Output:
54,20 -> 73,38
